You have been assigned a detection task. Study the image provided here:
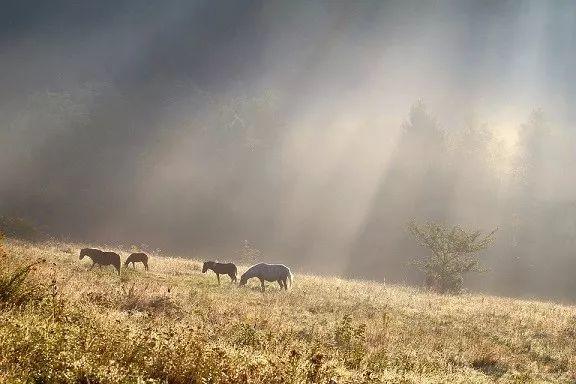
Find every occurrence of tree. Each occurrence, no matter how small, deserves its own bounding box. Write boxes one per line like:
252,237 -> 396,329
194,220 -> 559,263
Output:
407,221 -> 497,294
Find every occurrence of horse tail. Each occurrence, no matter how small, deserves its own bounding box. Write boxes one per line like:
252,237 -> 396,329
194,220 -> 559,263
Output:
287,269 -> 293,288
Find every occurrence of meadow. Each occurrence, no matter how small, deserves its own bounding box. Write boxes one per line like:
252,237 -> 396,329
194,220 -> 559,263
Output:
1,238 -> 576,383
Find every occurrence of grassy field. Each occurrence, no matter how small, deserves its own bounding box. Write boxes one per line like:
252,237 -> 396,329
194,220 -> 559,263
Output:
1,239 -> 576,383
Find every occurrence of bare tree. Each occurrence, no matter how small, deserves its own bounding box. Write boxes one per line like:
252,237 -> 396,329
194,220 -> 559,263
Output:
408,221 -> 497,294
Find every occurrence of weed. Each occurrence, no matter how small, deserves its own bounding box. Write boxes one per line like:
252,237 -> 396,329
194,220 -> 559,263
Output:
233,322 -> 264,348
0,254 -> 45,307
334,314 -> 367,369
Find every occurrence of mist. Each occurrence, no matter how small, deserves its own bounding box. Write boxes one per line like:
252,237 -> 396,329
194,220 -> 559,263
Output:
2,1 -> 576,301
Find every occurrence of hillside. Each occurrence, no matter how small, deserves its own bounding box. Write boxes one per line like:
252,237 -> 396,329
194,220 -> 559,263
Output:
1,239 -> 575,383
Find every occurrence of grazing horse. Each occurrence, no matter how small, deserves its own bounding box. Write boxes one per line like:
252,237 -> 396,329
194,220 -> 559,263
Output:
239,263 -> 292,292
202,261 -> 237,284
125,252 -> 149,270
79,248 -> 121,275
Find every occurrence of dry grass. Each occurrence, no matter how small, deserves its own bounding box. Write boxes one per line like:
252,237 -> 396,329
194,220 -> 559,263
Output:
1,239 -> 576,383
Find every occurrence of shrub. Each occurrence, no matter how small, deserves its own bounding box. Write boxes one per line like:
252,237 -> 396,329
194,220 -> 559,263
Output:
233,322 -> 264,348
0,254 -> 45,308
0,215 -> 41,241
408,220 -> 497,294
119,283 -> 181,316
0,231 -> 5,257
334,314 -> 367,369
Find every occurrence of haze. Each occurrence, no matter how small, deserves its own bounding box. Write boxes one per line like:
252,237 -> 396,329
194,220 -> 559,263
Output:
1,1 -> 576,301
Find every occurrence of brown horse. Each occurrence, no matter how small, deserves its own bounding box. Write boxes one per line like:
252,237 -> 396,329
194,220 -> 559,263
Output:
202,261 -> 237,284
125,252 -> 149,271
79,248 -> 121,275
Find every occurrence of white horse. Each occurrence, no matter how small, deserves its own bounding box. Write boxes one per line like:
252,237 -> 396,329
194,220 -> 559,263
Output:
239,263 -> 292,291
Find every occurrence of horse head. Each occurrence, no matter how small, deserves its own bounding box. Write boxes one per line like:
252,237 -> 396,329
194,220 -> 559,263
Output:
202,261 -> 212,273
238,274 -> 248,286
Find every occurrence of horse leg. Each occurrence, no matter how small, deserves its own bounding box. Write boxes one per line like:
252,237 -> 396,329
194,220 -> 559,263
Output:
144,261 -> 148,271
260,278 -> 265,292
90,262 -> 95,270
229,273 -> 236,283
277,280 -> 283,290
217,273 -> 220,285
282,278 -> 287,290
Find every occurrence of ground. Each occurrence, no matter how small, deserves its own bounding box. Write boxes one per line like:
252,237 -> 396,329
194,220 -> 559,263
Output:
0,239 -> 575,383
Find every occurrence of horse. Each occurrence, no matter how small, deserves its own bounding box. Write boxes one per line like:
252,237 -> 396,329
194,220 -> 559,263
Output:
202,261 -> 237,284
125,252 -> 149,270
79,248 -> 121,275
239,263 -> 292,292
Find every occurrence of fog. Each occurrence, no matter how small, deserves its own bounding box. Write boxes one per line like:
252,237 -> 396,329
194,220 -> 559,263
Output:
1,1 -> 576,300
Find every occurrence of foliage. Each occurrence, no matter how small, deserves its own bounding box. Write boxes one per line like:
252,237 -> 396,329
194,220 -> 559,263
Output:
233,322 -> 264,348
408,221 -> 497,294
0,253 -> 45,307
334,314 -> 367,369
0,231 -> 4,257
119,282 -> 180,316
0,215 -> 40,241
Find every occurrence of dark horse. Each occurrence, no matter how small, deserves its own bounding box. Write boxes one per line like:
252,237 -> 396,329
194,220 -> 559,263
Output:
79,248 -> 121,275
125,252 -> 149,270
202,261 -> 237,284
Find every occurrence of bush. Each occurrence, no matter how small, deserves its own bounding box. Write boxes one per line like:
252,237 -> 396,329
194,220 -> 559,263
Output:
0,231 -> 5,257
233,322 -> 264,348
408,221 -> 497,294
0,216 -> 41,241
0,253 -> 45,308
118,283 -> 181,316
334,314 -> 367,369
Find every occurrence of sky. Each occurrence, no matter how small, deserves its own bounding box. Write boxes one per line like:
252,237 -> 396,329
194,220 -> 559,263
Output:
1,0 -> 576,299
